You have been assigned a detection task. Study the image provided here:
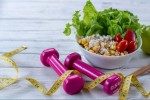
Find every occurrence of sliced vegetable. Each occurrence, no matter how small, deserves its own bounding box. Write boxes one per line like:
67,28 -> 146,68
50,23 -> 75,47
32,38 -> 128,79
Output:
125,29 -> 136,42
117,40 -> 129,52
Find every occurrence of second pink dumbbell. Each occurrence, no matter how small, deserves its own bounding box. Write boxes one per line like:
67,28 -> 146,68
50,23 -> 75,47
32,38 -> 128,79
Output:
64,52 -> 122,95
40,48 -> 84,94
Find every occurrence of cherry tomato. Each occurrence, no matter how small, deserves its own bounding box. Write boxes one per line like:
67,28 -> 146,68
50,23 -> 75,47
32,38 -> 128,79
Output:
128,41 -> 137,53
117,40 -> 129,52
114,34 -> 122,42
125,29 -> 136,42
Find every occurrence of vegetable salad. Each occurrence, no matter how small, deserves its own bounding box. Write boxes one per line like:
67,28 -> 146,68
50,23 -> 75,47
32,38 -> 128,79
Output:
78,29 -> 136,56
63,0 -> 144,56
64,1 -> 141,37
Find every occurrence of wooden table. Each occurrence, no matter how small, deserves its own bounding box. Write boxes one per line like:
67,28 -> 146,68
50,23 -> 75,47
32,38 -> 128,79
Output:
0,0 -> 149,99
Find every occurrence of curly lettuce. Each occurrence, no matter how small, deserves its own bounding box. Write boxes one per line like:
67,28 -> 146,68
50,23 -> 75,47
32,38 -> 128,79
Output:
63,0 -> 141,37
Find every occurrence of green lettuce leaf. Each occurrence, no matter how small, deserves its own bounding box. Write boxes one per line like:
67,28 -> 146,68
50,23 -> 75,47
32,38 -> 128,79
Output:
63,23 -> 71,36
83,0 -> 97,26
63,0 -> 141,37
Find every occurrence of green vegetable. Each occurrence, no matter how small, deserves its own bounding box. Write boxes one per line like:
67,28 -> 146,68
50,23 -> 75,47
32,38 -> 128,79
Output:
63,0 -> 141,37
141,25 -> 150,54
83,0 -> 97,26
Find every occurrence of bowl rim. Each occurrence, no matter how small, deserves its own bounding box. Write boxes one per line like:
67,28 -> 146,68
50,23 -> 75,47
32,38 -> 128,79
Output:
76,35 -> 142,58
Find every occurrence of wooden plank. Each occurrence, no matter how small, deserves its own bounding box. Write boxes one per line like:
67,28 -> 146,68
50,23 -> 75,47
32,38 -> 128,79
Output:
0,67 -> 149,99
0,0 -> 149,99
0,67 -> 149,81
0,52 -> 149,68
0,20 -> 67,31
0,20 -> 149,32
0,0 -> 149,23
0,40 -> 79,54
0,31 -> 75,41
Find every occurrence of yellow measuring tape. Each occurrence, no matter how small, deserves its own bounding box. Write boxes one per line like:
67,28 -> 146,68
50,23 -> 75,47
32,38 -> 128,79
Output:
83,71 -> 150,100
0,46 -> 149,100
0,46 -> 79,95
83,73 -> 123,90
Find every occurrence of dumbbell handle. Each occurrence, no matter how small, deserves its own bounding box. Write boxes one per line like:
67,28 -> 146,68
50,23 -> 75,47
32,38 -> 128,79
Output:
73,59 -> 104,80
64,52 -> 121,95
47,54 -> 68,76
40,49 -> 84,95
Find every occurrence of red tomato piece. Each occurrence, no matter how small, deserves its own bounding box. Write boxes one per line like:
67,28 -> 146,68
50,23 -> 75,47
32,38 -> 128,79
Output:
125,29 -> 136,42
128,41 -> 137,53
117,40 -> 129,52
114,34 -> 122,42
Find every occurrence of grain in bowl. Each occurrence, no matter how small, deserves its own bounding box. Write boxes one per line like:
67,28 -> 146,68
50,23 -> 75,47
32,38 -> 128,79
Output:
78,34 -> 132,56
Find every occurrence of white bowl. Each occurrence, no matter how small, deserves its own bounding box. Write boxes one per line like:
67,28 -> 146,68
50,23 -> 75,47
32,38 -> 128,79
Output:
76,36 -> 142,69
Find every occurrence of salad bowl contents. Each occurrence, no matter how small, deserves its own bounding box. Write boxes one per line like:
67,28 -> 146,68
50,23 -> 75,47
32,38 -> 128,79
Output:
63,0 -> 143,69
76,35 -> 142,69
78,29 -> 137,56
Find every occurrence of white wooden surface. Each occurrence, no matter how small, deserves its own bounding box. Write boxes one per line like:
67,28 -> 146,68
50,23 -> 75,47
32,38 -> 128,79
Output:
0,0 -> 150,99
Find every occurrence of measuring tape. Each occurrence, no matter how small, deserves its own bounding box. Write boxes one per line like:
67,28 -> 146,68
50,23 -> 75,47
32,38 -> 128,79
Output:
0,46 -> 79,95
0,46 -> 149,100
83,71 -> 150,100
119,74 -> 150,100
83,73 -> 123,90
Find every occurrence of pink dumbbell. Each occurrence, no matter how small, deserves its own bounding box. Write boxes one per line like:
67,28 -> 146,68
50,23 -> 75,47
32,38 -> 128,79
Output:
40,48 -> 84,94
64,52 -> 122,95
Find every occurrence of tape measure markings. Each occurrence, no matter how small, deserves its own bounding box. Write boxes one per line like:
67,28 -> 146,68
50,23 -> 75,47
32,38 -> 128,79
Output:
0,46 -> 149,100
